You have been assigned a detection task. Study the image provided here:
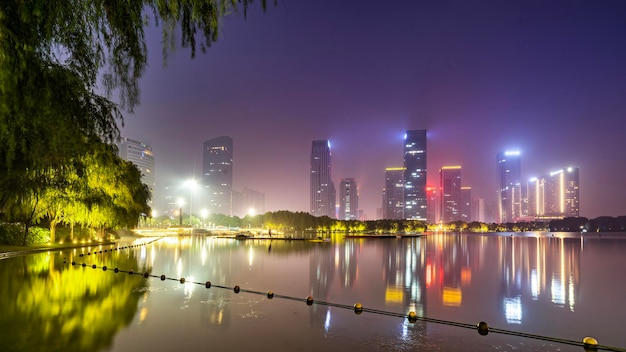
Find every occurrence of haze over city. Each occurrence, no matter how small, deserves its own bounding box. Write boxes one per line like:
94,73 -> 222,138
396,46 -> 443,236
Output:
121,0 -> 626,219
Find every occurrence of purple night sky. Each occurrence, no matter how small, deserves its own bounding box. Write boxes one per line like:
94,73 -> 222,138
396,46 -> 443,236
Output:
121,0 -> 626,219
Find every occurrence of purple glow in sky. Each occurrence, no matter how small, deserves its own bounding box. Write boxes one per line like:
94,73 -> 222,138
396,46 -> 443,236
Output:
122,0 -> 626,219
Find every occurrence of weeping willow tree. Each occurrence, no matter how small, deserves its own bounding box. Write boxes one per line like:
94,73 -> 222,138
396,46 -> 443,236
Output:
0,1 -> 273,244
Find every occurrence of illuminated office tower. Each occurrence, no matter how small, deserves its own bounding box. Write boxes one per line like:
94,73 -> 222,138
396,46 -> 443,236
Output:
403,130 -> 427,221
203,136 -> 233,216
460,187 -> 472,222
339,178 -> 358,220
526,166 -> 579,219
383,167 -> 405,220
497,150 -> 522,223
426,186 -> 439,224
440,166 -> 462,223
118,137 -> 155,207
541,167 -> 580,218
310,140 -> 335,218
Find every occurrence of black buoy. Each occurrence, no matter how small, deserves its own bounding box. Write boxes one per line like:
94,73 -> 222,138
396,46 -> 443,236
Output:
102,266 -> 107,271
267,291 -> 274,299
160,275 -> 166,281
205,281 -> 211,288
92,264 -> 97,269
234,285 -> 240,293
143,272 -> 149,278
306,296 -> 314,306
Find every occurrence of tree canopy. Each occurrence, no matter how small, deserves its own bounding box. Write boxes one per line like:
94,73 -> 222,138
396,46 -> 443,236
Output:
0,1 -> 272,243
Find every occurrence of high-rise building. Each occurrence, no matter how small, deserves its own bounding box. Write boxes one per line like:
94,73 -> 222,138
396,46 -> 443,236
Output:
118,137 -> 155,208
527,167 -> 579,219
426,186 -> 439,224
310,140 -> 335,218
440,166 -> 462,223
202,136 -> 233,216
472,197 -> 485,222
497,150 -> 522,223
403,130 -> 427,221
460,186 -> 472,222
232,187 -> 265,218
339,178 -> 358,220
383,167 -> 405,220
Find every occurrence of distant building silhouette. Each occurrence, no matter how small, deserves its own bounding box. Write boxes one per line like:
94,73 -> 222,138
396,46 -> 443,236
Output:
426,186 -> 439,224
118,137 -> 155,209
497,150 -> 522,223
310,140 -> 335,218
403,130 -> 427,221
339,178 -> 358,220
232,187 -> 265,217
383,167 -> 405,220
202,136 -> 233,216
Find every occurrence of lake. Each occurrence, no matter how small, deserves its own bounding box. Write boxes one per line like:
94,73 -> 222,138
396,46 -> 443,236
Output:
1,232 -> 625,352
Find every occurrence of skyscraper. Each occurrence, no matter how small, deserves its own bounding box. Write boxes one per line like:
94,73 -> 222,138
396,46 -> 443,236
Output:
497,150 -> 522,223
339,178 -> 358,220
440,166 -> 462,223
383,167 -> 405,220
403,130 -> 427,221
118,137 -> 155,207
310,140 -> 335,218
202,136 -> 233,216
527,167 -> 579,218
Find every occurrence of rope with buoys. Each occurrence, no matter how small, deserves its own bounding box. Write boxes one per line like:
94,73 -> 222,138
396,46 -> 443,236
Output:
70,260 -> 624,352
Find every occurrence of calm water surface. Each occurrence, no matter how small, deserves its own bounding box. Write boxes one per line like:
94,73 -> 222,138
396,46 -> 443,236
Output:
1,232 -> 625,352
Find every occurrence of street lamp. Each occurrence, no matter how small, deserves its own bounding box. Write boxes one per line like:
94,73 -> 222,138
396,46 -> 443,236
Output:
183,179 -> 198,228
201,208 -> 208,229
177,198 -> 185,226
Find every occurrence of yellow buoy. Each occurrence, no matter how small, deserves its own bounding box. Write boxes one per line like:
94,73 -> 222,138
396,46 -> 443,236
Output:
354,303 -> 364,314
267,291 -> 274,299
407,311 -> 418,323
583,337 -> 598,351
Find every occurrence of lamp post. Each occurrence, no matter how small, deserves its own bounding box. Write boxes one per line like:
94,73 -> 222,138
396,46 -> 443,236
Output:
183,179 -> 198,228
201,208 -> 208,229
177,198 -> 185,227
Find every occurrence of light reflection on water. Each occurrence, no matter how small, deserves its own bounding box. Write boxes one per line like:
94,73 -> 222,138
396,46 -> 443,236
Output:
1,232 -> 625,351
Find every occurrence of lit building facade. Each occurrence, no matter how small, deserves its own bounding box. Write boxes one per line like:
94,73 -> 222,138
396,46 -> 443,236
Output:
339,178 -> 358,220
497,150 -> 522,223
527,167 -> 579,219
426,186 -> 439,224
118,137 -> 155,208
383,167 -> 405,220
310,140 -> 335,218
440,166 -> 462,223
403,130 -> 427,221
202,136 -> 233,216
460,186 -> 472,222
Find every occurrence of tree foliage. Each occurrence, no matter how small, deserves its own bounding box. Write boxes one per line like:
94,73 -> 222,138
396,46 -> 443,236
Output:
0,1 -> 271,243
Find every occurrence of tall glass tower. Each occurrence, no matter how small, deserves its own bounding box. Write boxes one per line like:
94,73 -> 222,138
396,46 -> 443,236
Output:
339,178 -> 358,220
203,136 -> 233,216
383,167 -> 405,220
310,140 -> 335,218
403,130 -> 427,221
497,150 -> 522,223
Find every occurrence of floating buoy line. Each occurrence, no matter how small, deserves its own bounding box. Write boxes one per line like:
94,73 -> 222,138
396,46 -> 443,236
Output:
68,241 -> 624,352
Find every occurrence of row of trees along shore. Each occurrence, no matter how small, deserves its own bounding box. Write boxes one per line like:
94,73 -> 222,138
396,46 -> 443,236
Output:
0,1 -> 270,245
149,211 -> 626,235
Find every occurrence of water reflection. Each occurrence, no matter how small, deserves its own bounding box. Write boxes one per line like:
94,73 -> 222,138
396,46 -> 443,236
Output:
2,233 -> 625,351
0,245 -> 146,352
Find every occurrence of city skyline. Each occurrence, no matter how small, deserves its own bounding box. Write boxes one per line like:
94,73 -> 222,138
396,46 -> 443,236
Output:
121,0 -> 626,219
